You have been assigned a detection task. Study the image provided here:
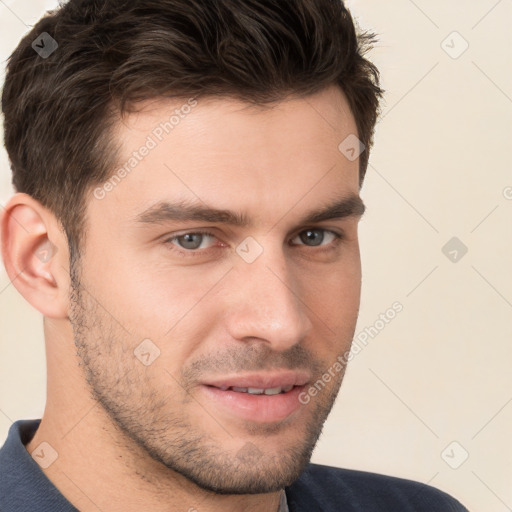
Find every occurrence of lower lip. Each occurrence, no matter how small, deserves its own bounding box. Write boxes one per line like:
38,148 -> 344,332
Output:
200,385 -> 305,423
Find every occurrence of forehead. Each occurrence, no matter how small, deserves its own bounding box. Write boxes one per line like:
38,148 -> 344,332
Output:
91,85 -> 360,226
113,84 -> 357,161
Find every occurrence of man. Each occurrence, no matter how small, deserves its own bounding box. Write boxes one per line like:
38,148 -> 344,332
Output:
0,0 -> 468,510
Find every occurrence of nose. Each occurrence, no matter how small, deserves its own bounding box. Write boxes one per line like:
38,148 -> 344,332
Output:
223,245 -> 313,351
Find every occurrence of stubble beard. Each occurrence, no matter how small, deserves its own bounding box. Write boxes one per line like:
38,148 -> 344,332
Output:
68,257 -> 350,494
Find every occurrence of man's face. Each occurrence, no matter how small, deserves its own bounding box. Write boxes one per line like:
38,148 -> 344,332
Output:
71,84 -> 363,494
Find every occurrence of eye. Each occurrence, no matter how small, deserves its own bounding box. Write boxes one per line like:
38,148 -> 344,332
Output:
165,230 -> 218,251
291,228 -> 342,247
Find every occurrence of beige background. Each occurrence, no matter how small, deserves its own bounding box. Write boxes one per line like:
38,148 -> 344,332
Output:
1,1 -> 511,511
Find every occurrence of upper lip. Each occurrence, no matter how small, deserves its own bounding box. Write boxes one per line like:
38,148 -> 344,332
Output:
202,370 -> 311,389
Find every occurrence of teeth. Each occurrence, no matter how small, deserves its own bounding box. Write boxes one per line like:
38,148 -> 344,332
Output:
223,386 -> 295,394
247,388 -> 265,394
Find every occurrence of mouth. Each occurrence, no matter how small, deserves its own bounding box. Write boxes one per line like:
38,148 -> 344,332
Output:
199,371 -> 310,424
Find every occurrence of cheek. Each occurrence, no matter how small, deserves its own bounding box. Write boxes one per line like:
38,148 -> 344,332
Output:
297,251 -> 361,351
84,252 -> 230,356
299,249 -> 361,310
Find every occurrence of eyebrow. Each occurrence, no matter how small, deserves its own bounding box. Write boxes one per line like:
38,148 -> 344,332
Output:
134,194 -> 365,228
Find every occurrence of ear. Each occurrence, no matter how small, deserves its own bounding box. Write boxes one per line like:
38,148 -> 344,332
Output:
1,193 -> 71,318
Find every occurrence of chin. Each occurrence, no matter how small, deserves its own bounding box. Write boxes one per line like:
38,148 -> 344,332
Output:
172,452 -> 311,495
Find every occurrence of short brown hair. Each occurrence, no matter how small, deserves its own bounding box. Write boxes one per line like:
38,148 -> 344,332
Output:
2,0 -> 382,262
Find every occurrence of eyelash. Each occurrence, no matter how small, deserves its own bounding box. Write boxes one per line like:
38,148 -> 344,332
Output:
163,228 -> 344,258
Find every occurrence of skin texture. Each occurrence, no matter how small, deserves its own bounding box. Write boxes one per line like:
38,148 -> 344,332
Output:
1,84 -> 364,512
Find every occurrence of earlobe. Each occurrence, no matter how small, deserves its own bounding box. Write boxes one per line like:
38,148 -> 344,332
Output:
0,193 -> 70,319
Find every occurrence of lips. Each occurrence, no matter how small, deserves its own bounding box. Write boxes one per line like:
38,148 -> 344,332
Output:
199,371 -> 310,423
